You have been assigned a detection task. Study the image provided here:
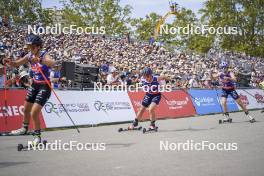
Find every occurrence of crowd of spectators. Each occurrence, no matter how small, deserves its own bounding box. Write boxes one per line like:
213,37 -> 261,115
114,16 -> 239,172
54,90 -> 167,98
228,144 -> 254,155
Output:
0,24 -> 264,89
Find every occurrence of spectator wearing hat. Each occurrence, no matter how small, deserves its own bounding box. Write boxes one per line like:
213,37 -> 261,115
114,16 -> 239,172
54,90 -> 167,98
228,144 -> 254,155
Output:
107,68 -> 120,85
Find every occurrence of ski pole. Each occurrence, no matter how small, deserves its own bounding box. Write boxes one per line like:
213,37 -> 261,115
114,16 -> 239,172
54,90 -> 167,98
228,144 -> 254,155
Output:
37,66 -> 80,133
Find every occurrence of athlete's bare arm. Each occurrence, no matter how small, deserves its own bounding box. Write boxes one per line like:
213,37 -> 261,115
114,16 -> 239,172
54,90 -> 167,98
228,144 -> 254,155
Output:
3,54 -> 29,67
41,54 -> 56,68
30,54 -> 56,68
228,72 -> 237,82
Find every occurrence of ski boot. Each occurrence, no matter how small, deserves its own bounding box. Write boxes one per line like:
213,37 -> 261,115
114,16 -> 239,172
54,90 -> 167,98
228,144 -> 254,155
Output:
118,119 -> 142,132
245,111 -> 256,123
142,121 -> 158,134
11,127 -> 28,135
219,112 -> 232,124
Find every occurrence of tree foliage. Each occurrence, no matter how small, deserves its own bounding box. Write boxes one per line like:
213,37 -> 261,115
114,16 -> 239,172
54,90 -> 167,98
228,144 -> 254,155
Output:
1,0 -> 263,57
199,0 -> 264,57
0,0 -> 52,24
62,0 -> 132,35
130,13 -> 161,41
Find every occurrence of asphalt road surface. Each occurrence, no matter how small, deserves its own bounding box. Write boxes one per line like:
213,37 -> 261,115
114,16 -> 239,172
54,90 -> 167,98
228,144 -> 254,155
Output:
0,110 -> 264,176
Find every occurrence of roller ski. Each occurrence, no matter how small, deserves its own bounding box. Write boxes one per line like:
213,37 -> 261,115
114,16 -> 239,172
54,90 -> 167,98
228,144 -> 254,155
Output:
17,131 -> 47,151
118,119 -> 142,132
142,121 -> 158,134
118,126 -> 142,132
17,140 -> 48,151
245,111 -> 256,123
219,113 -> 232,124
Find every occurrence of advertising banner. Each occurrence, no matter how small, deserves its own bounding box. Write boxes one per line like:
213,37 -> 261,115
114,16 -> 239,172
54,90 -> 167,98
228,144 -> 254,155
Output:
0,89 -> 46,132
42,91 -> 136,128
162,91 -> 196,118
236,89 -> 264,110
188,90 -> 223,115
128,91 -> 196,120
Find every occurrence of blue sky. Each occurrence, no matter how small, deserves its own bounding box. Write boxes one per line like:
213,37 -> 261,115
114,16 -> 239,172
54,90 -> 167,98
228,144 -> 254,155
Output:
42,0 -> 206,18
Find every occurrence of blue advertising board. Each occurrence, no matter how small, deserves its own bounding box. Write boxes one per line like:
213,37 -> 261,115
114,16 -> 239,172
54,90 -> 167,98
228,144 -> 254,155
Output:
188,90 -> 223,115
188,89 -> 240,115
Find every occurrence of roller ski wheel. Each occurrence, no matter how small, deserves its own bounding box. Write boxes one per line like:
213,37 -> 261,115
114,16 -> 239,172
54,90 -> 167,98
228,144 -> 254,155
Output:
17,140 -> 48,151
142,126 -> 158,134
42,140 -> 48,146
118,126 -> 142,132
17,144 -> 23,151
137,126 -> 142,131
249,119 -> 256,123
219,118 -> 232,124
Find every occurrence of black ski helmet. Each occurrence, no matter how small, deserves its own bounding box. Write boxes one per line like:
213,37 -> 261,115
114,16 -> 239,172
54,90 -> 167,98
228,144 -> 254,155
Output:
25,34 -> 42,46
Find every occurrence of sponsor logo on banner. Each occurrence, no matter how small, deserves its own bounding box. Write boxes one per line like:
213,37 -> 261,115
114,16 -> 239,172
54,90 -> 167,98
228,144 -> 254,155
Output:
133,100 -> 142,107
255,93 -> 264,103
237,89 -> 264,109
188,90 -> 223,115
239,93 -> 249,106
165,97 -> 189,110
93,100 -> 132,111
194,97 -> 215,107
0,89 -> 46,132
128,91 -> 196,119
42,91 -> 136,128
0,106 -> 24,117
44,102 -> 90,116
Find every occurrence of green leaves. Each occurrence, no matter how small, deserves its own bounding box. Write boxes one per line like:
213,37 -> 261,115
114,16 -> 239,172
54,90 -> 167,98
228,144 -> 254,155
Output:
130,13 -> 161,41
1,0 -> 262,57
0,0 -> 52,25
199,0 -> 264,57
61,0 -> 132,35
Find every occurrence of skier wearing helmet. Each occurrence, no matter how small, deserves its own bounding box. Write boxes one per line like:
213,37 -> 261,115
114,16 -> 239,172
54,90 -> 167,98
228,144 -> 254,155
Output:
3,34 -> 56,144
215,62 -> 256,123
129,67 -> 169,131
